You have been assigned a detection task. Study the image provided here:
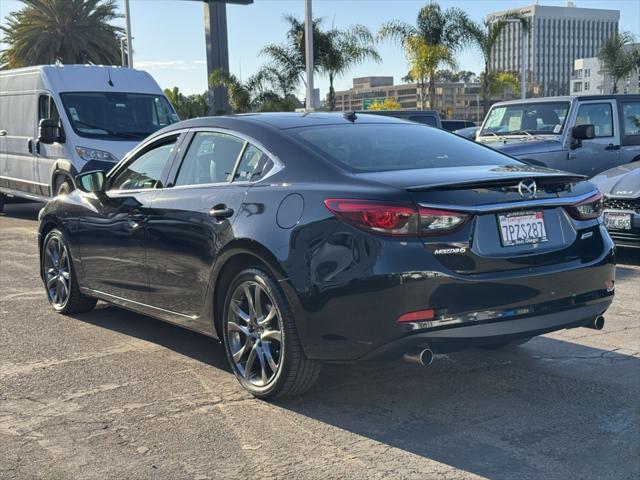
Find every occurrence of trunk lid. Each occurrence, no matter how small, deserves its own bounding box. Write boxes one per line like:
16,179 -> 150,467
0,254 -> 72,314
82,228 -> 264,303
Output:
359,165 -> 602,274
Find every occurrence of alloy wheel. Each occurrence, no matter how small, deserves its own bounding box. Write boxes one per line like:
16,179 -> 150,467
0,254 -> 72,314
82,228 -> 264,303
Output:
226,280 -> 283,387
44,236 -> 71,309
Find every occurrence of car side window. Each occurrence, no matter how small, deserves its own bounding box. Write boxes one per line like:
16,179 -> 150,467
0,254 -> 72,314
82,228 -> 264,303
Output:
233,144 -> 274,183
110,138 -> 177,191
621,102 -> 640,136
175,132 -> 244,186
575,103 -> 613,138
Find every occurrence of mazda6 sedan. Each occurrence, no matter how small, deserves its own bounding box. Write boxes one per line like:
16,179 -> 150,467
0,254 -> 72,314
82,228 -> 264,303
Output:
38,113 -> 616,399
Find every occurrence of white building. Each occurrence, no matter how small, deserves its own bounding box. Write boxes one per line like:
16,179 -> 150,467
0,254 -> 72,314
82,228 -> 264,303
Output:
488,2 -> 619,96
571,45 -> 640,95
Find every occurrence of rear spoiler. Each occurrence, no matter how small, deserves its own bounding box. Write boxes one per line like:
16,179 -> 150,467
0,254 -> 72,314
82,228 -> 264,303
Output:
406,173 -> 587,192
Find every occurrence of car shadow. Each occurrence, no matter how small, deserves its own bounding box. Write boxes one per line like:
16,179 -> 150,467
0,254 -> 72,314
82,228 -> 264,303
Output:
277,338 -> 640,479
72,304 -> 230,372
71,303 -> 639,479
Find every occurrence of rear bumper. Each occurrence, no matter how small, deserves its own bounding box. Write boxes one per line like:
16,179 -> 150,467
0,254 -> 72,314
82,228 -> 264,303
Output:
293,226 -> 615,362
362,298 -> 611,359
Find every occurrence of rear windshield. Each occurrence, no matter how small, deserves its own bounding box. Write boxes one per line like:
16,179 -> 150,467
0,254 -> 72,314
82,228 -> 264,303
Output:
289,124 -> 521,172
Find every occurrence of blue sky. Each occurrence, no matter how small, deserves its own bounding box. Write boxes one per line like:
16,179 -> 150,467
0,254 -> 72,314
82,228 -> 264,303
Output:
1,0 -> 639,97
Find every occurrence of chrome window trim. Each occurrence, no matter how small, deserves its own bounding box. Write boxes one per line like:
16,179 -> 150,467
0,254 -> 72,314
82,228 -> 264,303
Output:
186,127 -> 284,184
418,190 -> 598,213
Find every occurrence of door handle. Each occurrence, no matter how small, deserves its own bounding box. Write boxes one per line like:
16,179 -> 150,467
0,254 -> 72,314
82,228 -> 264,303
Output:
208,205 -> 234,220
0,130 -> 7,136
27,139 -> 33,153
605,144 -> 620,151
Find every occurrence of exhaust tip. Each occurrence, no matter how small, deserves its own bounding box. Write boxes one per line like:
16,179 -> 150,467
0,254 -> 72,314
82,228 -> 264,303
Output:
584,316 -> 605,330
403,348 -> 434,366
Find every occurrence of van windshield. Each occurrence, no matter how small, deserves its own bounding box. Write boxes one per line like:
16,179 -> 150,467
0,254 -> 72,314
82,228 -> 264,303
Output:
479,101 -> 570,137
59,92 -> 178,140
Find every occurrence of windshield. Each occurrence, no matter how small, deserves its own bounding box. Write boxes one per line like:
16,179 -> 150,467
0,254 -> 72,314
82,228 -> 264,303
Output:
480,101 -> 570,137
290,124 -> 522,173
60,92 -> 178,140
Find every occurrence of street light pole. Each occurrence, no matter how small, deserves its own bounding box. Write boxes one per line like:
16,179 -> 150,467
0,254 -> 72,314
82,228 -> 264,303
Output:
520,26 -> 526,99
304,0 -> 314,110
124,0 -> 133,68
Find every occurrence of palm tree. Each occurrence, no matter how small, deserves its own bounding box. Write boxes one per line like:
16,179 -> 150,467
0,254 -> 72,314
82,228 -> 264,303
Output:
379,3 -> 468,109
208,70 -> 252,113
261,14 -> 332,89
163,87 -> 208,120
322,25 -> 381,111
598,32 -> 640,94
460,12 -> 529,116
1,0 -> 123,68
404,37 -> 456,109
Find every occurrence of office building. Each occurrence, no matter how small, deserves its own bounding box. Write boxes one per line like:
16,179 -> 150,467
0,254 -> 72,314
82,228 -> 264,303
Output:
488,3 -> 619,96
571,46 -> 640,95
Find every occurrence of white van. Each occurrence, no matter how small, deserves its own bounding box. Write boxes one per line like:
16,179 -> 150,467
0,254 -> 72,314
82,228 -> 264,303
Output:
0,65 -> 178,209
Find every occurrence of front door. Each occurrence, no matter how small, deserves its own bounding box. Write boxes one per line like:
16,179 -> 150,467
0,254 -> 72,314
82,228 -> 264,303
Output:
570,100 -> 621,176
76,134 -> 180,303
36,94 -> 66,194
144,130 -> 250,318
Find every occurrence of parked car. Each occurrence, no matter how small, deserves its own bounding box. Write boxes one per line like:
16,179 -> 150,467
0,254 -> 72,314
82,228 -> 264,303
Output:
453,126 -> 479,140
0,65 -> 178,210
38,112 -> 615,399
591,161 -> 640,248
356,109 -> 442,128
476,95 -> 640,177
442,119 -> 476,132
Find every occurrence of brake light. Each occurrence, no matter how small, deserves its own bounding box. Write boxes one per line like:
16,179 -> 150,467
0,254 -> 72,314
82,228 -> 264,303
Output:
565,192 -> 604,220
397,309 -> 435,323
324,199 -> 468,237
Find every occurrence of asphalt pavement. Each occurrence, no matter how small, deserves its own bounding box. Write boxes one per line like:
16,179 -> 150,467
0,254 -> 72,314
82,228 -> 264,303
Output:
1,202 -> 639,480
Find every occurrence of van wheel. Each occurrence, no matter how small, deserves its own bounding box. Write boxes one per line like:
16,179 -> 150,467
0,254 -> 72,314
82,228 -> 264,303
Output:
222,267 -> 321,399
56,176 -> 73,196
0,193 -> 5,213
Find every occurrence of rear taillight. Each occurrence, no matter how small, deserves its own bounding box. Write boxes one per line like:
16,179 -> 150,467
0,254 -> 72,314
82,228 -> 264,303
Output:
324,199 -> 468,237
565,192 -> 604,220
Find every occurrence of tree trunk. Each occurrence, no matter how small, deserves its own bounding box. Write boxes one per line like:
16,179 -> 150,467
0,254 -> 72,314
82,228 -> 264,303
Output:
482,69 -> 491,118
612,77 -> 619,94
428,71 -> 436,110
329,74 -> 336,111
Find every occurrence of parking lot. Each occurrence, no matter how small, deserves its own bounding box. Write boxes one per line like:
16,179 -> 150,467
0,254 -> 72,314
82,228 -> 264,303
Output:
1,201 -> 639,480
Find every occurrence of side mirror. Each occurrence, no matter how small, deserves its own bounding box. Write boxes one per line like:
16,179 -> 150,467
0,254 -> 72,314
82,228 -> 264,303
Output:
572,124 -> 595,140
39,118 -> 61,144
76,170 -> 106,194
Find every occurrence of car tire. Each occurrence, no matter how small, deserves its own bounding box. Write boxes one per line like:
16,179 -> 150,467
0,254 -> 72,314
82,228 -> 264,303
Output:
222,267 -> 321,399
56,176 -> 73,196
480,336 -> 532,350
42,229 -> 97,314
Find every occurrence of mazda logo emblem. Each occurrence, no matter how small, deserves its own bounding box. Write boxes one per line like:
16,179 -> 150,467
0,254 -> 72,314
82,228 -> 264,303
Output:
518,179 -> 537,198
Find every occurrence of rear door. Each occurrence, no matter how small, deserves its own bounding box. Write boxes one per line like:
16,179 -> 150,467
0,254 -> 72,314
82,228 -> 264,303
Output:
570,99 -> 621,176
145,129 -> 265,318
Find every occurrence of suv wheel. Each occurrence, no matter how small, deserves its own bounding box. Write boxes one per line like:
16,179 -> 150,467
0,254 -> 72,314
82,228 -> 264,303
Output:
222,267 -> 321,399
42,229 -> 96,314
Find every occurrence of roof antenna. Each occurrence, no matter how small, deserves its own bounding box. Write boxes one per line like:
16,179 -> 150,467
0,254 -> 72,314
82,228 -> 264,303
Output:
343,111 -> 357,122
107,68 -> 114,87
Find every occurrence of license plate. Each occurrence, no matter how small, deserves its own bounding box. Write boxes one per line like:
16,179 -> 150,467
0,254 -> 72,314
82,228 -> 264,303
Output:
498,211 -> 548,247
604,211 -> 632,230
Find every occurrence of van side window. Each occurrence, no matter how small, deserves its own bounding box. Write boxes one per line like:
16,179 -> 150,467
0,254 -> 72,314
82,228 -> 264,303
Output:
233,144 -> 274,183
175,132 -> 244,186
38,95 -> 61,123
621,102 -> 640,136
575,103 -> 613,138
